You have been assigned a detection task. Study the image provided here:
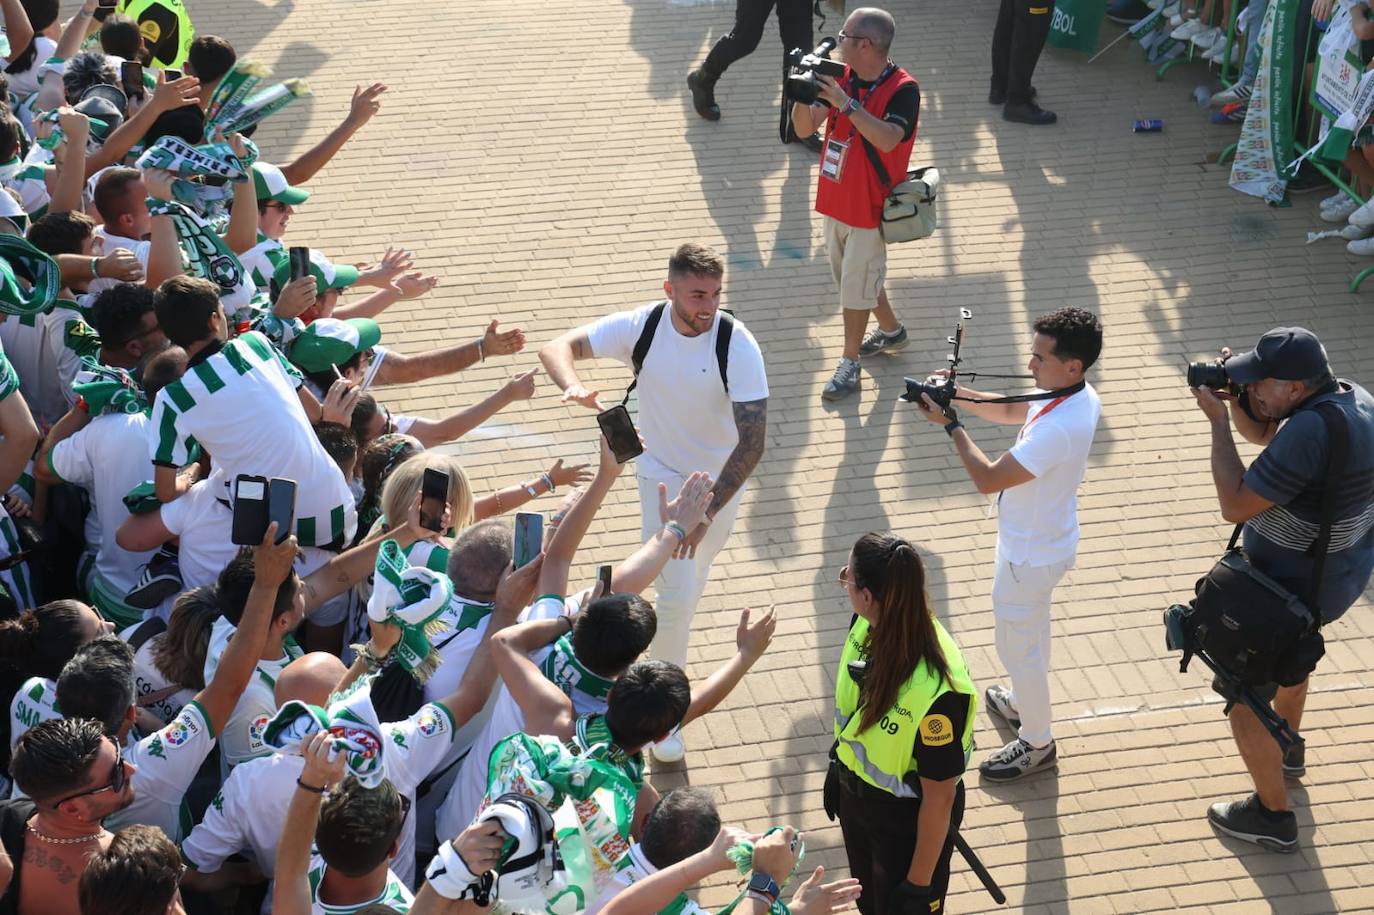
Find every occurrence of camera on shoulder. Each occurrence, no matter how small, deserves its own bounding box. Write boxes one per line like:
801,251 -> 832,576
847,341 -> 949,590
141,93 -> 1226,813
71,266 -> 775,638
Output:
785,38 -> 846,105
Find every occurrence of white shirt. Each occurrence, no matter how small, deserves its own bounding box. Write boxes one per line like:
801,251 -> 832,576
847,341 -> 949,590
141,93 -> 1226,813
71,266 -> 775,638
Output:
1,35 -> 56,99
49,411 -> 157,601
89,227 -> 152,296
119,622 -> 196,725
999,384 -> 1102,566
108,699 -> 216,841
586,843 -> 712,915
308,856 -> 413,914
158,477 -> 239,595
8,676 -> 60,754
204,617 -> 304,774
180,701 -> 458,890
0,303 -> 96,427
585,304 -> 768,478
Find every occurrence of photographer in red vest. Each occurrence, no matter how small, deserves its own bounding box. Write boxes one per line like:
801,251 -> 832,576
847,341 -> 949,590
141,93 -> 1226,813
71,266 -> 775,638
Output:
791,7 -> 918,402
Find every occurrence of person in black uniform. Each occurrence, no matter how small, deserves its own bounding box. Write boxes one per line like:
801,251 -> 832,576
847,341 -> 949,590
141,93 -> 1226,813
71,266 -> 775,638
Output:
825,532 -> 979,914
686,0 -> 816,144
990,0 -> 1056,125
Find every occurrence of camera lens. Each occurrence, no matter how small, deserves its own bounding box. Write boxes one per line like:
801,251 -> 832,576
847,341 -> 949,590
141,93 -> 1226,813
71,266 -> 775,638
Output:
1186,361 -> 1230,391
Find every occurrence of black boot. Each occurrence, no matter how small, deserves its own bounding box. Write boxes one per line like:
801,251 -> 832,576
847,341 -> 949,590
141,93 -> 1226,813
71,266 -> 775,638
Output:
989,83 -> 1036,106
687,69 -> 721,121
1003,100 -> 1056,125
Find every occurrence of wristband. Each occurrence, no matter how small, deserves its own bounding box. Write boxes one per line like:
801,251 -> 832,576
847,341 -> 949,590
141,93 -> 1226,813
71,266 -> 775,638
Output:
664,520 -> 687,543
842,96 -> 860,116
425,839 -> 488,901
540,472 -> 555,494
90,257 -> 100,279
295,778 -> 326,794
475,338 -> 484,362
524,481 -> 540,498
943,420 -> 963,437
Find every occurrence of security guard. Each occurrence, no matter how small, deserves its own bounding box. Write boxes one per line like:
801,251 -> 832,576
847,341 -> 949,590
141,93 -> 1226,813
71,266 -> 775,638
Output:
825,532 -> 977,915
990,0 -> 1056,124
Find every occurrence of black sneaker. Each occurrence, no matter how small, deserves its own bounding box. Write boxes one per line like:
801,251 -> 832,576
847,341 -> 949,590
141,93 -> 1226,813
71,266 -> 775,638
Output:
858,324 -> 909,356
1207,794 -> 1298,853
1286,167 -> 1331,194
821,357 -> 861,401
1003,101 -> 1057,125
980,738 -> 1057,782
1283,742 -> 1306,779
125,546 -> 184,609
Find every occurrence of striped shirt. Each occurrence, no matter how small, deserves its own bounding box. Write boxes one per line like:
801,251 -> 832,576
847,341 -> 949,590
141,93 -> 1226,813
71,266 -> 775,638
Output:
147,331 -> 355,547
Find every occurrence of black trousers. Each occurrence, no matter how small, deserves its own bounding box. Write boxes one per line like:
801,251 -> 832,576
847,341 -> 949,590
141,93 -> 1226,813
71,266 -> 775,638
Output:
836,774 -> 966,915
990,0 -> 1053,105
702,0 -> 814,77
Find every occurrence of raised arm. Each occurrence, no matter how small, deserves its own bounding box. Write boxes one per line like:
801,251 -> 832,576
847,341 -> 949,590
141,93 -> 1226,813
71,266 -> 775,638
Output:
373,319 -> 524,386
536,434 -> 622,598
472,457 -> 590,521
273,732 -> 347,915
0,0 -> 34,64
601,827 -> 749,915
49,110 -> 90,214
32,403 -> 91,486
681,607 -> 776,729
299,496 -> 431,612
490,614 -> 574,740
54,0 -> 99,60
221,135 -> 259,253
611,471 -> 712,595
406,369 -> 537,448
538,325 -> 605,410
86,74 -> 201,176
279,84 -> 387,186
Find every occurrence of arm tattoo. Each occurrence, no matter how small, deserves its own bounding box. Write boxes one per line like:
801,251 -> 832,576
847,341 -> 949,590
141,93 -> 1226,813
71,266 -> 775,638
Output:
710,398 -> 767,517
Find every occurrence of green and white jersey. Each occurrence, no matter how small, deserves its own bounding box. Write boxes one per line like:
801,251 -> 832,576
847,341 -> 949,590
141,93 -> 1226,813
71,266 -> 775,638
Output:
538,634 -> 615,710
307,856 -> 413,914
147,331 -> 356,547
5,143 -> 53,218
8,676 -> 60,754
203,616 -> 304,775
240,231 -> 286,291
109,699 -> 216,841
0,301 -> 101,426
585,843 -> 712,915
0,350 -> 34,613
572,714 -> 645,789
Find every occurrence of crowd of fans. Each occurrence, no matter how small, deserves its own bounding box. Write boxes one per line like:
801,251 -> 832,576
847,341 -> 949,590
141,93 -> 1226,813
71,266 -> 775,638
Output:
0,1 -> 816,913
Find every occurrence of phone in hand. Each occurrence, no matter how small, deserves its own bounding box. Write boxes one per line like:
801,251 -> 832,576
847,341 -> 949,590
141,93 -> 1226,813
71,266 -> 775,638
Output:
120,61 -> 144,101
267,478 -> 297,545
596,405 -> 643,464
597,564 -> 613,597
230,475 -> 270,545
419,467 -> 450,533
513,512 -> 543,570
97,0 -> 117,8
163,68 -> 183,82
289,246 -> 312,283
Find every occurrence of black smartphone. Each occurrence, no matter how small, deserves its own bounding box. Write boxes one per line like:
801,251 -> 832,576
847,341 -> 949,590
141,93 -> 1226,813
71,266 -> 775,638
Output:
163,68 -> 183,82
598,564 -> 613,596
97,0 -> 117,8
267,478 -> 296,545
120,61 -> 144,101
419,467 -> 450,533
231,475 -> 270,545
289,246 -> 311,283
596,405 -> 643,464
513,512 -> 543,570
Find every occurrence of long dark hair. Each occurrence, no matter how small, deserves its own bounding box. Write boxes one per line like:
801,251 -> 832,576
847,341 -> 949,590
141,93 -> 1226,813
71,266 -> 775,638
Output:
849,533 -> 950,734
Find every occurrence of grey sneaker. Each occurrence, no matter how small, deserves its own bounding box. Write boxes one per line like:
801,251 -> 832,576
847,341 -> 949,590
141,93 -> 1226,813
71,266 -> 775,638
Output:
980,738 -> 1056,782
821,357 -> 861,401
858,324 -> 909,357
1283,742 -> 1306,779
1207,793 -> 1298,853
984,685 -> 1022,730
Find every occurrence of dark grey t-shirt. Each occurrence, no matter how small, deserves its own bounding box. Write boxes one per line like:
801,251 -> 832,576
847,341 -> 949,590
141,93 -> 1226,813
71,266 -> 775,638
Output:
1242,381 -> 1374,622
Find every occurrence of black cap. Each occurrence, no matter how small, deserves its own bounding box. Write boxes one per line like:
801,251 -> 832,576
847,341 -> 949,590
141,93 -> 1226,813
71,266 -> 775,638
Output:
1226,327 -> 1329,384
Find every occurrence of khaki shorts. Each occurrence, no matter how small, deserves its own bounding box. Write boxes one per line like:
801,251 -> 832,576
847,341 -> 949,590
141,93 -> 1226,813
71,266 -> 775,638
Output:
824,216 -> 886,310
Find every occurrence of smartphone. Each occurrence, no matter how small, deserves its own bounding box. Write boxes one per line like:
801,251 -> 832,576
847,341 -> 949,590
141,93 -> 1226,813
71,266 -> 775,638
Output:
266,478 -> 297,544
97,0 -> 117,7
120,61 -> 144,101
230,475 -> 270,545
596,405 -> 643,464
513,512 -> 543,570
289,246 -> 311,283
163,68 -> 183,82
419,467 -> 450,533
597,564 -> 613,596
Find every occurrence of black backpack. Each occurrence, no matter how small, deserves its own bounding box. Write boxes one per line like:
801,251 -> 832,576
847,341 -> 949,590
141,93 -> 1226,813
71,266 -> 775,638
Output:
1181,400 -> 1347,687
621,301 -> 734,406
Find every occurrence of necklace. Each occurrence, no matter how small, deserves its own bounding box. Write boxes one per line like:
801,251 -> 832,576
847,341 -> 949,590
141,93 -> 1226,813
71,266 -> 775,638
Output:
26,822 -> 106,845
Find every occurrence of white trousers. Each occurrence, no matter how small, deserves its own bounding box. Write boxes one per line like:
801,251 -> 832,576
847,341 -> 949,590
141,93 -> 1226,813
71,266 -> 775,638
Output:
991,553 -> 1073,748
636,465 -> 743,670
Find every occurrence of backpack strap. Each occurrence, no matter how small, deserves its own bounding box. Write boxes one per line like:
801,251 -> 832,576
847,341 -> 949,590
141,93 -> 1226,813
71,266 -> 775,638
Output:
715,309 -> 734,394
622,302 -> 668,407
1303,401 -> 1350,626
126,616 -> 167,651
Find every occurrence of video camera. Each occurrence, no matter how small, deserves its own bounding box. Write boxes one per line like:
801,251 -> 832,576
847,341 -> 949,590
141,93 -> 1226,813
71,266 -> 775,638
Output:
784,38 -> 846,105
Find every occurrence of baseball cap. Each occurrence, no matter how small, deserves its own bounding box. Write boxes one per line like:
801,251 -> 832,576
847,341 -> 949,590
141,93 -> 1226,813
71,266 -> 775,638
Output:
289,317 -> 381,373
1225,327 -> 1330,384
252,162 -> 310,205
272,249 -> 361,297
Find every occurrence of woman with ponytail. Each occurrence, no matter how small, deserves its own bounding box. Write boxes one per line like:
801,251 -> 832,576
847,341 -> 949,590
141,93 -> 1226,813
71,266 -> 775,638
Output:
825,532 -> 978,915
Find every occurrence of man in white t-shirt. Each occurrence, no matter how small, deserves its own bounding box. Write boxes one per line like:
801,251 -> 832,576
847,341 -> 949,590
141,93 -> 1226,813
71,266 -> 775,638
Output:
913,307 -> 1103,782
87,167 -> 153,295
540,243 -> 769,763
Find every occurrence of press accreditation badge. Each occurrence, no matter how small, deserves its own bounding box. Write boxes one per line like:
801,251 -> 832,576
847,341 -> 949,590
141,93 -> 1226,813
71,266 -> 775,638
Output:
821,136 -> 849,181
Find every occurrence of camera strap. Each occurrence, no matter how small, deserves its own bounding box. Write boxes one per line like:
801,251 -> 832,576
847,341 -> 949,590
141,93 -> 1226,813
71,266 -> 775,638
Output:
953,378 -> 1086,405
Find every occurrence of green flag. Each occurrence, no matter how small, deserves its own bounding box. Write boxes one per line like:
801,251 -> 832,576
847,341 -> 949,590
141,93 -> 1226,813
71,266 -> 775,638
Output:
1047,0 -> 1107,53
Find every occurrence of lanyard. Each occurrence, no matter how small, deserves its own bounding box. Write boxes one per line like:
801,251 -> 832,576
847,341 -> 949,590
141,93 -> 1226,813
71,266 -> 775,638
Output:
1017,392 -> 1075,441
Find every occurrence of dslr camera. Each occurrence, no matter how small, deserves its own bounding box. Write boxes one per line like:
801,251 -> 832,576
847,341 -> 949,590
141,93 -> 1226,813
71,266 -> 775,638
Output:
785,38 -> 846,105
901,308 -> 972,410
1186,358 -> 1242,396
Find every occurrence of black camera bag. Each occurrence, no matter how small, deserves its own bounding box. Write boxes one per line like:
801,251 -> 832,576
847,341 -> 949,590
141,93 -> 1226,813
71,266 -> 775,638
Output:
1184,400 -> 1347,686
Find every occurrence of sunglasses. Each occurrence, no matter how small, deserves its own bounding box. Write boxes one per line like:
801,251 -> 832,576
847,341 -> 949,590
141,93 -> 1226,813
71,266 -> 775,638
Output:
52,740 -> 128,808
837,30 -> 871,44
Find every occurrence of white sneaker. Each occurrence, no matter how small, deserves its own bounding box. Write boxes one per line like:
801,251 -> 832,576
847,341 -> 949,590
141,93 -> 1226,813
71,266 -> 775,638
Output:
1169,10 -> 1186,25
1171,19 -> 1208,40
650,732 -> 685,763
1348,196 -> 1374,227
1163,1 -> 1181,15
1322,190 -> 1350,209
1202,41 -> 1225,61
1191,26 -> 1223,49
1347,235 -> 1374,256
1321,196 -> 1360,222
1341,223 -> 1374,240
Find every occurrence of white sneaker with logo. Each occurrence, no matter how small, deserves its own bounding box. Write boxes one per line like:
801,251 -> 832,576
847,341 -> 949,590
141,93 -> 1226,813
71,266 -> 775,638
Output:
980,738 -> 1058,782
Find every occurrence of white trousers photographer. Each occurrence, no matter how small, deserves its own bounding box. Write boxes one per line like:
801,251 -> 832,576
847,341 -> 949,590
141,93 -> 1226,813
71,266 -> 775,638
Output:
992,552 -> 1073,748
636,466 -> 744,669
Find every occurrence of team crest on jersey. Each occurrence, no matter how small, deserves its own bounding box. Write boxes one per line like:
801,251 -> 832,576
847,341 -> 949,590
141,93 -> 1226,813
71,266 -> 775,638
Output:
248,714 -> 271,750
416,710 -> 447,738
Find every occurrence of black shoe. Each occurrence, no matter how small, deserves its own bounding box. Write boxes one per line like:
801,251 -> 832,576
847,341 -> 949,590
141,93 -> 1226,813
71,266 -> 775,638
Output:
687,69 -> 720,122
125,546 -> 183,609
1003,101 -> 1057,125
1286,168 -> 1331,194
988,84 -> 1036,106
1105,0 -> 1153,24
1283,742 -> 1306,779
1207,794 -> 1298,853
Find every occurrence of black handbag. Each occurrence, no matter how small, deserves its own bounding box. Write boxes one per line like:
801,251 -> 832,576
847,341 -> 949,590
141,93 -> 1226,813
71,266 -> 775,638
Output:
1184,401 -> 1347,687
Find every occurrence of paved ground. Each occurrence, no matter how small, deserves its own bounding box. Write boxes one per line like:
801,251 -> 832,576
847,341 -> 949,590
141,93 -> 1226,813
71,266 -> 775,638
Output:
203,1 -> 1373,911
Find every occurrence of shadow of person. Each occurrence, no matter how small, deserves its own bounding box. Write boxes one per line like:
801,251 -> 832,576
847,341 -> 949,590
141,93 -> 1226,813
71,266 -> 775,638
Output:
625,0 -> 720,102
975,771 -> 1068,911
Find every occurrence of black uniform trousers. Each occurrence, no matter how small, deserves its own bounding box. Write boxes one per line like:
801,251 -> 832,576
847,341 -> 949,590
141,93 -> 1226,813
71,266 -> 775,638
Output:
990,0 -> 1053,105
702,0 -> 814,78
836,767 -> 966,915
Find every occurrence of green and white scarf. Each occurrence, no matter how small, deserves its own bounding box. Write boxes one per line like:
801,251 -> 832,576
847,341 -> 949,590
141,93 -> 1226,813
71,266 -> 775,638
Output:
204,60 -> 311,140
71,357 -> 148,416
716,829 -> 803,915
136,136 -> 254,182
0,235 -> 61,316
262,677 -> 387,788
365,540 -> 453,682
146,198 -> 253,315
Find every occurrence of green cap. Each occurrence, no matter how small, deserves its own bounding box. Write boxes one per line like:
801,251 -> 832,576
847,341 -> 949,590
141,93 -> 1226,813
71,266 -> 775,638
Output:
252,162 -> 309,205
273,248 -> 361,297
289,317 -> 381,373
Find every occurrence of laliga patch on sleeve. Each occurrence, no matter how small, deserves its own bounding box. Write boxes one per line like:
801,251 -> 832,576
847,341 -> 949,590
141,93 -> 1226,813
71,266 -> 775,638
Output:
919,714 -> 954,747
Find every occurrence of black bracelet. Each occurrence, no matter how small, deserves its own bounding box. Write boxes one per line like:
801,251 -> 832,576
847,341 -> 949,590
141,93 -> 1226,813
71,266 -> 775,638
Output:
295,778 -> 326,794
944,420 -> 963,437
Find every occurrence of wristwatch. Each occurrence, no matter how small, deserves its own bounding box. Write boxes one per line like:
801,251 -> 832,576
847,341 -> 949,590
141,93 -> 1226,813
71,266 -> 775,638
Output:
747,871 -> 781,903
842,96 -> 860,116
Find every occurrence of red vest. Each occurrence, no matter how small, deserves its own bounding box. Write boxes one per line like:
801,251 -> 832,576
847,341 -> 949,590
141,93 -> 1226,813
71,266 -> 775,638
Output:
815,64 -> 918,230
